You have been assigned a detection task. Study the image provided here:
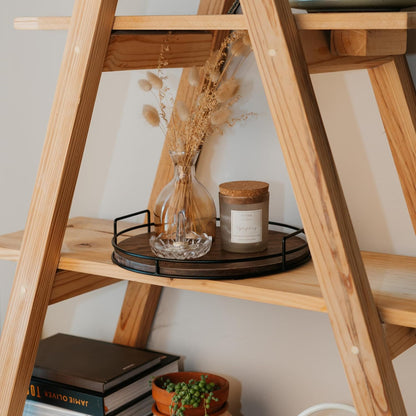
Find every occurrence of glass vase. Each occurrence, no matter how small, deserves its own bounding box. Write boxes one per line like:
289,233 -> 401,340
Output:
149,150 -> 216,259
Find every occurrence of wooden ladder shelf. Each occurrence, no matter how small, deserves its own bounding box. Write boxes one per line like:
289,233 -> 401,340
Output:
1,0 -> 416,414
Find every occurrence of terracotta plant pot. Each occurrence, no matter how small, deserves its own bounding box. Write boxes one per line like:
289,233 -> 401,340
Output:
151,402 -> 229,416
152,371 -> 229,416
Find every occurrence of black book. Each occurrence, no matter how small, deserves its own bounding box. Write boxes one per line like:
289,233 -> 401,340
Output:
26,333 -> 180,415
33,333 -> 163,392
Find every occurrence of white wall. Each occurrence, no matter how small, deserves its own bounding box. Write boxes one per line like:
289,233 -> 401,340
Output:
2,1 -> 416,415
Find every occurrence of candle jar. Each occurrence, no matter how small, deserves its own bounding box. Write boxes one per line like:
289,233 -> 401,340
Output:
219,181 -> 269,253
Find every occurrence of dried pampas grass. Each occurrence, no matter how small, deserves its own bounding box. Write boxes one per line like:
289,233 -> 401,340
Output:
139,31 -> 253,239
139,30 -> 252,157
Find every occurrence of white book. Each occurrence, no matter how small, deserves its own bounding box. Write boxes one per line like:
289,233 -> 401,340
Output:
23,401 -> 87,416
23,396 -> 154,416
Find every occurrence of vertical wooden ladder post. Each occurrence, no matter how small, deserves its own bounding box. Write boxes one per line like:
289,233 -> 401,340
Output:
113,0 -> 236,347
368,55 -> 416,232
240,0 -> 406,414
0,0 -> 118,414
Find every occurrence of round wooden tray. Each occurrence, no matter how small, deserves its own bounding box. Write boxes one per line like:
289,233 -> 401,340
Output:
112,225 -> 310,280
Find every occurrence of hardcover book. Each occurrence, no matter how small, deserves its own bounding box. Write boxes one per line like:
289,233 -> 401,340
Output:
24,394 -> 154,416
26,333 -> 180,415
33,333 -> 163,392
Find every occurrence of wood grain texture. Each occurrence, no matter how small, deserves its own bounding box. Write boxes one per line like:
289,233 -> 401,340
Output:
105,27 -> 398,75
14,14 -> 247,31
295,11 -> 416,30
331,30 -> 407,56
368,56 -> 416,233
103,32 -> 213,71
197,0 -> 236,51
3,218 -> 416,328
113,282 -> 162,348
0,0 -> 119,414
384,324 -> 416,359
14,12 -> 416,32
240,0 -> 406,414
113,0 -> 236,349
50,271 -> 118,304
14,16 -> 409,74
300,30 -> 395,74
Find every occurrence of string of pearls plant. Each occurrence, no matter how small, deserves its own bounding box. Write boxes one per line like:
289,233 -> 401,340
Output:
160,374 -> 220,416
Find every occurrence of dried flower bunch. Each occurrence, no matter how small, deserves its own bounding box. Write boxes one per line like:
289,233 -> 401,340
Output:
140,30 -> 252,161
142,31 -> 253,259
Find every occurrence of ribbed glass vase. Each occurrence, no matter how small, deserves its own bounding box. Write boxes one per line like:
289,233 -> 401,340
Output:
149,150 -> 216,259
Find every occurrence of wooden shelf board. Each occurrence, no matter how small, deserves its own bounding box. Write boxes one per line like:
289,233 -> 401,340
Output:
13,12 -> 416,32
13,15 -> 247,31
295,11 -> 416,30
1,217 -> 416,327
103,32 -> 213,72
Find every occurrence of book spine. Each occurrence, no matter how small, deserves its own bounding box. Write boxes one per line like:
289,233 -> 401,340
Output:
27,378 -> 105,416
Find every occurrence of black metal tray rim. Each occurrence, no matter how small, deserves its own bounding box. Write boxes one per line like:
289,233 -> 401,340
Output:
112,209 -> 309,266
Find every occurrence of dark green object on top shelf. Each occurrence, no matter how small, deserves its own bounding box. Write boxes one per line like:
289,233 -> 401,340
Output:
230,0 -> 416,13
289,0 -> 416,11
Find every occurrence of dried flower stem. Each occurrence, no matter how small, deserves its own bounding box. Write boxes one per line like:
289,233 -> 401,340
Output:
140,31 -> 252,236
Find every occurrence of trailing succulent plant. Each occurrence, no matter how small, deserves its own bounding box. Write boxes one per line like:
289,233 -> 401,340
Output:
159,374 -> 220,416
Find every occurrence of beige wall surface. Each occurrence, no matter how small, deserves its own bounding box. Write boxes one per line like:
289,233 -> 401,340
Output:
1,1 -> 416,415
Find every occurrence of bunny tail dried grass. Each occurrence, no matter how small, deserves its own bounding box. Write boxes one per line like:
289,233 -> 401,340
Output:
175,101 -> 190,122
210,108 -> 232,126
231,38 -> 248,57
242,32 -> 251,47
140,30 -> 253,154
138,79 -> 152,92
146,71 -> 163,90
188,66 -> 200,87
143,104 -> 160,127
215,78 -> 240,103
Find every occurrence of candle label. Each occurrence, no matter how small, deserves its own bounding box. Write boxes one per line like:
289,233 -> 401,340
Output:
231,209 -> 262,243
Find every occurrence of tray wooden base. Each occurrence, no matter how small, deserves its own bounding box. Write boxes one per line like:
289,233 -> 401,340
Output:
113,227 -> 310,279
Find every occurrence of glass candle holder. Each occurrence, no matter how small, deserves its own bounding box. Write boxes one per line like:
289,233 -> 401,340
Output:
219,181 -> 269,253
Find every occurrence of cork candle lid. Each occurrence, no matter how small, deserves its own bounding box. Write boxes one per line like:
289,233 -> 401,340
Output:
219,181 -> 269,198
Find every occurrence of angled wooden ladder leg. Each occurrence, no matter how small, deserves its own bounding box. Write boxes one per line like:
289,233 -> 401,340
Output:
114,282 -> 162,347
240,0 -> 406,414
368,55 -> 416,232
3,1 -> 415,415
0,0 -> 118,414
113,0 -> 235,348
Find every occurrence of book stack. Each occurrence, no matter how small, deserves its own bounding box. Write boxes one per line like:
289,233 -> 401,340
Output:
24,333 -> 180,416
